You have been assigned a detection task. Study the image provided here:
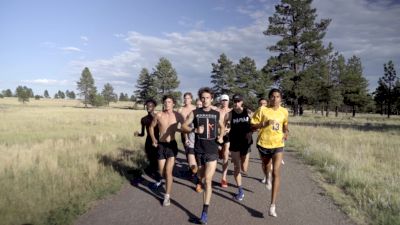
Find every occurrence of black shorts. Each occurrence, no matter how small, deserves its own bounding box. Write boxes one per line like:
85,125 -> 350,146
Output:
257,145 -> 284,158
185,146 -> 195,155
223,134 -> 230,144
195,152 -> 218,166
157,140 -> 178,160
229,137 -> 253,156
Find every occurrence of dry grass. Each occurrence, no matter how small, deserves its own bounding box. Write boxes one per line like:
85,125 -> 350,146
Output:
0,98 -> 147,225
288,112 -> 400,225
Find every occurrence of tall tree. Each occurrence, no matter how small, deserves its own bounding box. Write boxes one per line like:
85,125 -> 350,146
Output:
15,86 -> 30,103
340,55 -> 369,117
153,57 -> 181,102
101,83 -> 117,106
57,90 -> 65,99
77,67 -> 97,107
263,0 -> 331,115
210,53 -> 236,98
135,68 -> 157,104
235,56 -> 270,109
374,78 -> 388,115
381,60 -> 398,118
44,90 -> 49,98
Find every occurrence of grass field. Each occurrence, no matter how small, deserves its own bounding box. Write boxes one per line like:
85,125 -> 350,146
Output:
287,112 -> 400,225
0,98 -> 146,225
1,97 -> 399,225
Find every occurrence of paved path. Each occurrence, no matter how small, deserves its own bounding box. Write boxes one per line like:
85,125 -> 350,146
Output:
75,143 -> 355,225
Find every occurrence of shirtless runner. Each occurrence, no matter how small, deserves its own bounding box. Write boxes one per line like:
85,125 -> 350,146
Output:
149,95 -> 184,207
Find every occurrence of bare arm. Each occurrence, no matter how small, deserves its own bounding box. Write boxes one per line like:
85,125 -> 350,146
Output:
217,114 -> 225,144
283,123 -> 289,141
149,113 -> 160,147
181,111 -> 194,133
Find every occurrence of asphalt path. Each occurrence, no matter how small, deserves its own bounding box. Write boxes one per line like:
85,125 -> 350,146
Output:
75,141 -> 355,225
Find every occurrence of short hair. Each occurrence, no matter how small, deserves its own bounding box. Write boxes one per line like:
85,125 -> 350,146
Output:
198,87 -> 214,99
144,98 -> 157,106
183,92 -> 193,99
268,88 -> 282,98
258,97 -> 267,103
162,94 -> 175,104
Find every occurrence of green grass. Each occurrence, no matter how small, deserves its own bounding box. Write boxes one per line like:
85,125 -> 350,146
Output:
0,98 -> 147,225
287,112 -> 400,225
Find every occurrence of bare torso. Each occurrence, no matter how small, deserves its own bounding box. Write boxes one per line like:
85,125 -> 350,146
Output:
179,105 -> 196,121
157,111 -> 183,142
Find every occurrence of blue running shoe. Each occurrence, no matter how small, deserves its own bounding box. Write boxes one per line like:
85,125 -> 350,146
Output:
234,189 -> 244,201
149,181 -> 162,190
199,211 -> 208,224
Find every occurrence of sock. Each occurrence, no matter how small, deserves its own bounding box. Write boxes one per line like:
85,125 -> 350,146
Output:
165,194 -> 170,199
202,204 -> 209,213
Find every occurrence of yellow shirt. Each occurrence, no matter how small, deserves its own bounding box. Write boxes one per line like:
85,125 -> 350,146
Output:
251,106 -> 288,149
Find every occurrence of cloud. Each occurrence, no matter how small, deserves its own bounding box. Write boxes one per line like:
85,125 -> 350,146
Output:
80,36 -> 89,42
67,0 -> 399,93
60,46 -> 82,52
22,79 -> 69,85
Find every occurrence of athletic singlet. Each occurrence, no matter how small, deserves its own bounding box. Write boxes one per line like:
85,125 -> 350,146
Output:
192,108 -> 220,154
229,108 -> 251,140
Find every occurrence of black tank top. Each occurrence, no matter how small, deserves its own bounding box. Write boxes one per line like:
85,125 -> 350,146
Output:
229,108 -> 251,140
193,108 -> 220,154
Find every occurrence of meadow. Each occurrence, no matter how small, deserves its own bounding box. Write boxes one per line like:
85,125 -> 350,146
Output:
0,98 -> 147,225
0,97 -> 399,225
288,113 -> 400,225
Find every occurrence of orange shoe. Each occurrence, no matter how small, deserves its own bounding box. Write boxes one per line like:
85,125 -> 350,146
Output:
196,183 -> 203,193
221,179 -> 228,188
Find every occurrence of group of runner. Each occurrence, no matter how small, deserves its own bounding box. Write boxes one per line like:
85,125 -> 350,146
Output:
134,87 -> 289,224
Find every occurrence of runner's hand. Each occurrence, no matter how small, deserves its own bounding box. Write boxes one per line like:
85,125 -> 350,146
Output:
197,125 -> 204,134
134,131 -> 139,136
152,140 -> 158,147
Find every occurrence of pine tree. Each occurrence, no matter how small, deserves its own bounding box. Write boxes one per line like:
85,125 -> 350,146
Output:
381,60 -> 398,118
264,0 -> 331,115
2,89 -> 13,97
44,90 -> 49,98
77,67 -> 97,107
135,68 -> 157,103
210,53 -> 236,98
153,57 -> 180,102
235,57 -> 270,109
340,55 -> 369,117
101,83 -> 117,106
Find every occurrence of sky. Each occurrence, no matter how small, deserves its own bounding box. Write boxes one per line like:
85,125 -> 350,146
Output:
1,0 -> 399,98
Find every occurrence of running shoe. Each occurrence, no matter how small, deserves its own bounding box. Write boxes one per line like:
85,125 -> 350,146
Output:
163,195 -> 171,207
220,179 -> 228,188
199,211 -> 208,224
195,183 -> 203,193
269,204 -> 277,217
266,179 -> 272,190
234,189 -> 244,201
149,181 -> 162,190
261,176 -> 266,184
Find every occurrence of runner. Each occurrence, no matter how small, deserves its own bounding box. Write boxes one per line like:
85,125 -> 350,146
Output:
257,97 -> 271,187
218,94 -> 232,188
178,93 -> 198,179
149,95 -> 184,207
224,94 -> 253,201
134,99 -> 161,184
251,88 -> 289,217
182,87 -> 224,224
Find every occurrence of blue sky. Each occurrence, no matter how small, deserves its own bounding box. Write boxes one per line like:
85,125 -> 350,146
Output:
0,0 -> 399,97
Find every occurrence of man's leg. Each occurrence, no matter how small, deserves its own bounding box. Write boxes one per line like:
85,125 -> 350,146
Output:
269,152 -> 283,217
231,151 -> 245,201
163,157 -> 175,206
188,152 -> 198,174
240,152 -> 250,174
200,160 -> 217,224
221,142 -> 230,187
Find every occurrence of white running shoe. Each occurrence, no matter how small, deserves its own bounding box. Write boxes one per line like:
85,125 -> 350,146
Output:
269,204 -> 277,217
266,179 -> 272,190
261,176 -> 266,184
163,194 -> 171,206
